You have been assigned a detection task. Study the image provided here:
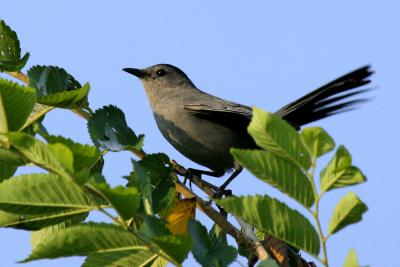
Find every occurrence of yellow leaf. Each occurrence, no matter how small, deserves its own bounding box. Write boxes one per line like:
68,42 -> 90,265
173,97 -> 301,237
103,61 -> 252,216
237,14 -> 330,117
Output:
166,198 -> 196,235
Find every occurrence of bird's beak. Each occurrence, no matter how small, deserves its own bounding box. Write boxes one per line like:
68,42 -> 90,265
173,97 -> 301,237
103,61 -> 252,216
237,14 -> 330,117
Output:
123,68 -> 146,78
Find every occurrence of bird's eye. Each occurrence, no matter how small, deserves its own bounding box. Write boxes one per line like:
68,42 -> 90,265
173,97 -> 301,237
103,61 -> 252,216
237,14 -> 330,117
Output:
156,69 -> 166,77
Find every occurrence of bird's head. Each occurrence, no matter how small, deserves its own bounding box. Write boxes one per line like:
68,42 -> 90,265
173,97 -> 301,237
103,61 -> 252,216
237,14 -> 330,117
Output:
123,64 -> 195,96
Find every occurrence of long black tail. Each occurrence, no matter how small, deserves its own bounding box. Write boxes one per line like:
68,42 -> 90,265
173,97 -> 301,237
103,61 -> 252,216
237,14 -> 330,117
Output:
275,65 -> 374,129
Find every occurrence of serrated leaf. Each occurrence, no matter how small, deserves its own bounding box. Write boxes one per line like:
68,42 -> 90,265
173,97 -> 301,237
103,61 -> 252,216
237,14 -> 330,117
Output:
22,222 -> 148,262
0,208 -> 89,230
0,147 -> 27,165
37,83 -> 90,108
328,192 -> 368,235
126,153 -> 176,217
140,216 -> 192,264
22,103 -> 54,131
217,195 -> 320,256
27,65 -> 81,95
343,249 -> 359,267
6,132 -> 73,180
43,135 -> 101,172
232,149 -> 314,207
129,153 -> 172,185
320,145 -> 366,193
0,20 -> 30,72
88,105 -> 144,151
153,182 -> 177,218
257,259 -> 280,267
166,198 -> 196,235
83,251 -> 160,267
0,161 -> 17,181
209,224 -> 228,247
0,173 -> 99,214
95,183 -> 140,220
248,107 -> 311,170
30,215 -> 87,250
133,160 -> 153,216
152,235 -> 192,264
189,220 -> 237,267
48,142 -> 74,173
300,127 -> 335,158
0,78 -> 36,132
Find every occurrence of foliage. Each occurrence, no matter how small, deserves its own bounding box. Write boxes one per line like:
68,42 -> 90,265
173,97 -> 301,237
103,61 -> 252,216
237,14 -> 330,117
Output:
0,19 -> 368,267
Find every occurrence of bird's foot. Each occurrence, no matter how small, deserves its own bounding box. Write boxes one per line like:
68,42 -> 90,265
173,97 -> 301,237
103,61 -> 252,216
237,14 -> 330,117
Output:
213,187 -> 232,199
183,168 -> 200,190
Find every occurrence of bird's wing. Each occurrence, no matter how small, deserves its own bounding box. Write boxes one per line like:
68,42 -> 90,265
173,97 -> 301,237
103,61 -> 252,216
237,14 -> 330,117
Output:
185,65 -> 373,132
184,100 -> 253,132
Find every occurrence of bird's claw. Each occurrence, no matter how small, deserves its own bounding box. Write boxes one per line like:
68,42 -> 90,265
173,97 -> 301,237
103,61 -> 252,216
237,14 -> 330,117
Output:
213,188 -> 232,199
183,169 -> 197,190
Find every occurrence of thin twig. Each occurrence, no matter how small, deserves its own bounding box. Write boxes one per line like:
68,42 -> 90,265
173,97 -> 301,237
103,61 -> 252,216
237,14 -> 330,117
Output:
5,69 -> 305,265
175,181 -> 269,261
5,71 -> 29,84
71,108 -> 92,120
309,158 -> 329,267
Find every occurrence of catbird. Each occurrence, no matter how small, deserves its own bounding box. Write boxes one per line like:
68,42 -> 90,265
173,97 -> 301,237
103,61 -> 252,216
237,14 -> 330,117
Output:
123,64 -> 373,194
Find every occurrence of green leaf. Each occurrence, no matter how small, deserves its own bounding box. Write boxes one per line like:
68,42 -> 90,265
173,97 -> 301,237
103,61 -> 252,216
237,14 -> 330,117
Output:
126,154 -> 176,217
0,20 -> 30,72
27,65 -> 82,95
48,143 -> 74,173
320,145 -> 366,193
37,83 -> 90,108
83,251 -> 160,267
189,220 -> 237,267
209,224 -> 228,247
0,161 -> 17,181
343,249 -> 359,267
0,208 -> 89,230
257,259 -> 280,267
95,183 -> 140,220
217,195 -> 320,256
0,147 -> 24,181
0,173 -> 99,215
140,216 -> 192,264
328,192 -> 368,235
300,127 -> 335,158
22,222 -> 148,262
128,153 -> 172,185
248,107 -> 311,170
30,215 -> 86,250
22,103 -> 54,131
0,78 -> 36,132
232,149 -> 314,207
88,105 -> 144,151
0,147 -> 27,166
133,160 -> 153,216
6,132 -> 73,180
43,135 -> 101,172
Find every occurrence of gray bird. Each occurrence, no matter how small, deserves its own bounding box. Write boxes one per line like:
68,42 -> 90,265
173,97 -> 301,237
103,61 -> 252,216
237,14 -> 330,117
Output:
123,64 -> 373,194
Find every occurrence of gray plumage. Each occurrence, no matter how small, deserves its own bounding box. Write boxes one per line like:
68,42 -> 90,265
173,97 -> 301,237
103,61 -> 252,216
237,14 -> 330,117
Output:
123,64 -> 373,177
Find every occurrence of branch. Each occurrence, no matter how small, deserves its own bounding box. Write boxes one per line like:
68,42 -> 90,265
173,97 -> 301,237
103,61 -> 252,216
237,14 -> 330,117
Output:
174,180 -> 269,262
6,71 -> 29,84
171,160 -> 316,267
5,71 -> 309,266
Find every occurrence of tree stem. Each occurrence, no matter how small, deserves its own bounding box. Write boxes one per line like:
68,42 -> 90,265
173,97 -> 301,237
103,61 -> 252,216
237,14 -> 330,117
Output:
309,159 -> 329,267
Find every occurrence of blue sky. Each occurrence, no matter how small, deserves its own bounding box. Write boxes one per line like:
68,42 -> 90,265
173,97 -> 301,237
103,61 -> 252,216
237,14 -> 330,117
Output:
1,1 -> 399,266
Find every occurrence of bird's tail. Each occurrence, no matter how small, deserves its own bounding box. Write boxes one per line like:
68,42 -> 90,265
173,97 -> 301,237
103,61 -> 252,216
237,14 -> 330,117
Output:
275,65 -> 374,129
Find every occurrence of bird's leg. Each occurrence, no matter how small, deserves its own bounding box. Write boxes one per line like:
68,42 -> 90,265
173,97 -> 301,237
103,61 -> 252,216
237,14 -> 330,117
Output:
214,164 -> 243,198
183,168 -> 224,190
